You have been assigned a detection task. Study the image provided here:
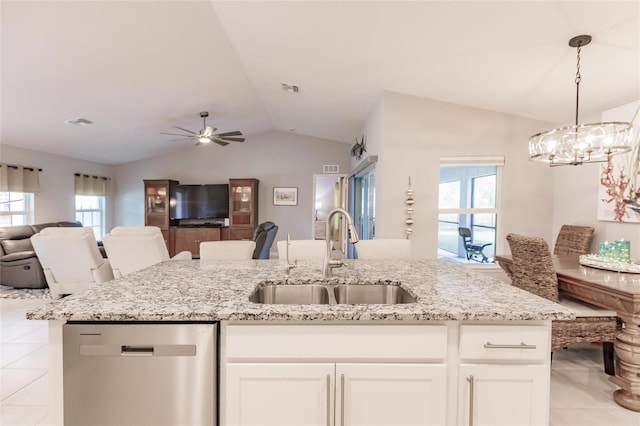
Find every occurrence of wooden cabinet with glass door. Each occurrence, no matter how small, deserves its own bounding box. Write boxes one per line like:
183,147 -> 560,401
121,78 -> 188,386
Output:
143,179 -> 178,251
229,179 -> 258,240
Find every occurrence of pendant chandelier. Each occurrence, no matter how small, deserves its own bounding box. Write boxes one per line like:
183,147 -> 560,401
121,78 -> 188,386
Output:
528,35 -> 633,166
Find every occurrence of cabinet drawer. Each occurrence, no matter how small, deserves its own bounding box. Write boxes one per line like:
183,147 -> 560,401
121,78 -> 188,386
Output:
225,324 -> 447,361
459,325 -> 550,362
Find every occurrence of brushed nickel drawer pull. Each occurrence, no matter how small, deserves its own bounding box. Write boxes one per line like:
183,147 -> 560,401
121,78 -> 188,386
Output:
326,374 -> 331,426
340,373 -> 345,426
484,342 -> 537,349
467,375 -> 474,426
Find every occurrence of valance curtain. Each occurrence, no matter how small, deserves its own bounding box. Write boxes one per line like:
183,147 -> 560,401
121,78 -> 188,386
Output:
74,173 -> 112,196
0,163 -> 41,193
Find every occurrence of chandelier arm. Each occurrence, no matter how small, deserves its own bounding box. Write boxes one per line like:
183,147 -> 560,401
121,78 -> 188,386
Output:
575,45 -> 581,127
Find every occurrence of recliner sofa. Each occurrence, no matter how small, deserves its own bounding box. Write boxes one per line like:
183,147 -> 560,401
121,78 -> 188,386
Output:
0,221 -> 82,289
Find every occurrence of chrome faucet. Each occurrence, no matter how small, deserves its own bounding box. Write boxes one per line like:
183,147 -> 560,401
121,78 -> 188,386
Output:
285,232 -> 297,275
323,208 -> 359,278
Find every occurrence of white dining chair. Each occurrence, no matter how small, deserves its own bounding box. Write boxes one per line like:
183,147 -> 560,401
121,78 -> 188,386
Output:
276,239 -> 325,261
199,240 -> 256,260
102,226 -> 192,278
355,239 -> 411,259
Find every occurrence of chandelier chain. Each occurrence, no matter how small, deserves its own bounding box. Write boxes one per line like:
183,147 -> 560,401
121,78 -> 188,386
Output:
574,44 -> 582,126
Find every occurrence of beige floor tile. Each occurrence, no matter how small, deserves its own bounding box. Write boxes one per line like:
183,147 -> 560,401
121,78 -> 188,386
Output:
0,325 -> 43,344
0,374 -> 48,406
10,327 -> 48,345
0,368 -> 47,401
6,346 -> 49,369
550,367 -> 620,409
0,405 -> 49,426
0,343 -> 44,368
550,407 -> 640,426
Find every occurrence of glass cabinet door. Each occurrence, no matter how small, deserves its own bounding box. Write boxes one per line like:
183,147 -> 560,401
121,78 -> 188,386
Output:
231,186 -> 252,213
146,186 -> 167,214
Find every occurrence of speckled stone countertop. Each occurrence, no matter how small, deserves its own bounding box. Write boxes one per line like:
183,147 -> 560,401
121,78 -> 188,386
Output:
26,259 -> 574,322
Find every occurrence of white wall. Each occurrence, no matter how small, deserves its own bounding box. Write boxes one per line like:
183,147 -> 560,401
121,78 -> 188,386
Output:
552,100 -> 640,253
0,144 -> 115,228
354,91 -> 556,258
114,130 -> 351,242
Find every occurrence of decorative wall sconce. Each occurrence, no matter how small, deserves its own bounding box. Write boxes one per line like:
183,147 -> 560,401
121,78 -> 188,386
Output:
405,177 -> 414,238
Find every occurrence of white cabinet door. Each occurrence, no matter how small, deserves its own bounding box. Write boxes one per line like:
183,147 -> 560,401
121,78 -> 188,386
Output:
336,363 -> 447,426
458,364 -> 549,426
226,363 -> 335,426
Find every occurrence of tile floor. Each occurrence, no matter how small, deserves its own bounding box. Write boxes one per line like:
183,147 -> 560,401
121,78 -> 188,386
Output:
2,298 -> 639,426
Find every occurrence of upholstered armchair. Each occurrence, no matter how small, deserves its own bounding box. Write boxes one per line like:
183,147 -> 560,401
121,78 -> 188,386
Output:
252,221 -> 278,259
102,226 -> 191,278
30,227 -> 113,298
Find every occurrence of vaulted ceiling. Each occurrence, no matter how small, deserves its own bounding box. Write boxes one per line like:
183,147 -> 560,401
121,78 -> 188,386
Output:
1,1 -> 638,165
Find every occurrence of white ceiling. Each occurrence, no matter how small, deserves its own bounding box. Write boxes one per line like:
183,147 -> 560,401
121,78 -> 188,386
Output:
1,1 -> 638,166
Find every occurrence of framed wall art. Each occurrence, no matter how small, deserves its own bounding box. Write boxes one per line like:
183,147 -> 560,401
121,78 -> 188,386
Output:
273,187 -> 298,206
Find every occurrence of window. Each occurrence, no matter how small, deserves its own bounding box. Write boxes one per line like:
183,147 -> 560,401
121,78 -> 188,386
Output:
438,157 -> 503,264
75,195 -> 105,240
0,192 -> 34,226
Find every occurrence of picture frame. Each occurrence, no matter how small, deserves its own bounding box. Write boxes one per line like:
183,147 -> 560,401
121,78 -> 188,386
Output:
273,187 -> 298,206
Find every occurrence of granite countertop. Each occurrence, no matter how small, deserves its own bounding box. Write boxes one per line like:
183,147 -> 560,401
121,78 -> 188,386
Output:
26,259 -> 574,322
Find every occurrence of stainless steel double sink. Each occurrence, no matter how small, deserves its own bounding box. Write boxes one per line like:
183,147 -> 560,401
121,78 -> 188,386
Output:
249,282 -> 417,305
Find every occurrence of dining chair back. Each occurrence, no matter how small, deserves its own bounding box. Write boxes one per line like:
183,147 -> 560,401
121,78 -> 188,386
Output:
553,225 -> 595,255
276,239 -> 325,261
103,226 -> 191,279
199,240 -> 256,260
355,239 -> 411,259
506,233 -> 620,375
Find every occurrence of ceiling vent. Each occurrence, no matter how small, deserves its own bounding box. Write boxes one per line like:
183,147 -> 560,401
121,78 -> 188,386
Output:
65,118 -> 93,126
323,165 -> 340,174
281,83 -> 300,93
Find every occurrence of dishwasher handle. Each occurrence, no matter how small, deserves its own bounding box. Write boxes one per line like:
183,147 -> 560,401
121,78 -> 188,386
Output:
122,345 -> 154,356
80,344 -> 196,357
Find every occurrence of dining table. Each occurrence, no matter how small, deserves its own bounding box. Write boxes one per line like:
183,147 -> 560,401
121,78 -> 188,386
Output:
495,253 -> 640,412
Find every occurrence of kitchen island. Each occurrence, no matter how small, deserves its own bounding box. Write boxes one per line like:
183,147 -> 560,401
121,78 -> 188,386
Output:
28,259 -> 573,425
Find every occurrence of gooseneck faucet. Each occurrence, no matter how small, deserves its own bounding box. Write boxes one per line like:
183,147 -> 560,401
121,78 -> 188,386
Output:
323,208 -> 359,278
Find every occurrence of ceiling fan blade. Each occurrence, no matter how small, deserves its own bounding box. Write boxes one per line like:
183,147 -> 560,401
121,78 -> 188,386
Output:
216,131 -> 243,138
167,138 -> 193,141
161,132 -> 195,137
213,140 -> 230,147
217,136 -> 245,143
173,126 -> 197,135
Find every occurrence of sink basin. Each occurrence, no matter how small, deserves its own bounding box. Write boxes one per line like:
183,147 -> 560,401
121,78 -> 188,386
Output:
249,284 -> 331,304
333,284 -> 416,305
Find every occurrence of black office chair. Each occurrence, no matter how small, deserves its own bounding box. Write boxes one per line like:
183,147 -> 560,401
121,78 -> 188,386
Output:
252,221 -> 278,259
458,227 -> 492,263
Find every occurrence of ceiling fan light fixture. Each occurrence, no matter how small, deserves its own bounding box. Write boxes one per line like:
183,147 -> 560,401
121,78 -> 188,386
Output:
528,34 -> 633,166
198,136 -> 212,144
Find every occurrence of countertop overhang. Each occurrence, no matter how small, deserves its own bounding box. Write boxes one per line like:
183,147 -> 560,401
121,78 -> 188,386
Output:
26,259 -> 574,322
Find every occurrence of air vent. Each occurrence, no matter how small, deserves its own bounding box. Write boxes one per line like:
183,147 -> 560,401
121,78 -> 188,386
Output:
323,165 -> 339,174
65,118 -> 93,126
281,83 -> 300,93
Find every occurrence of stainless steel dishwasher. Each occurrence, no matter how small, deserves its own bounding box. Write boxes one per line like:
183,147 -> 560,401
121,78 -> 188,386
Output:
63,322 -> 217,426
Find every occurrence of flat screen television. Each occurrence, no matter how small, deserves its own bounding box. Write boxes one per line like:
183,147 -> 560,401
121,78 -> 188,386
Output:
169,184 -> 229,220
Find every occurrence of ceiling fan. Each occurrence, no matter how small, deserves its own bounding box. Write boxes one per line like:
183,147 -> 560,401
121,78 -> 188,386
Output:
161,111 -> 245,146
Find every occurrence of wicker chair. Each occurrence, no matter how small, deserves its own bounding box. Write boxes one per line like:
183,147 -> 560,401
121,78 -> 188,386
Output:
553,224 -> 594,255
506,233 -> 620,375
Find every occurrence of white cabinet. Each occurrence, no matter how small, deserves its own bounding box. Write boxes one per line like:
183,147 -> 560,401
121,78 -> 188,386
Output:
226,363 -> 334,426
225,362 -> 447,426
337,363 -> 447,426
457,324 -> 551,426
458,364 -> 548,426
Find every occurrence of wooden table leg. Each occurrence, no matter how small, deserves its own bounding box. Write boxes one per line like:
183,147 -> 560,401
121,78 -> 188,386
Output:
610,312 -> 640,411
